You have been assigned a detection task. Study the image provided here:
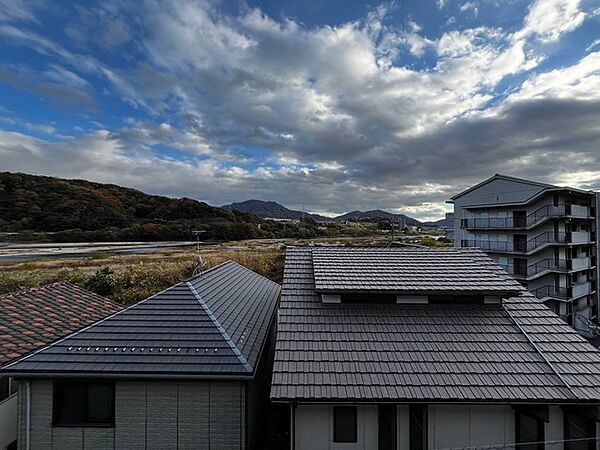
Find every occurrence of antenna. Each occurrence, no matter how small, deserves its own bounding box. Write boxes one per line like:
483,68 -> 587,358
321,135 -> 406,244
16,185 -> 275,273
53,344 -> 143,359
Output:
193,255 -> 208,276
191,230 -> 207,276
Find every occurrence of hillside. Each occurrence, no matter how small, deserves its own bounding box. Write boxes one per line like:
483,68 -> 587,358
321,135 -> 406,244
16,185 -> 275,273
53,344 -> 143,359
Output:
335,209 -> 421,226
221,199 -> 330,222
0,172 -> 259,241
422,218 -> 453,229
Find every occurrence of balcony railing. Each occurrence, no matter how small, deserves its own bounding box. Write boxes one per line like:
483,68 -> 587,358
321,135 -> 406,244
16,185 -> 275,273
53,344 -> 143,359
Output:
462,217 -> 518,229
572,282 -> 593,299
462,203 -> 591,230
532,285 -> 569,300
526,231 -> 569,252
528,258 -> 568,277
461,232 -> 570,253
526,204 -> 566,227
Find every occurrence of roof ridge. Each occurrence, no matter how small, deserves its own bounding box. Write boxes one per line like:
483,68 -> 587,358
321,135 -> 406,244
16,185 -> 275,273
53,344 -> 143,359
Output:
186,281 -> 253,373
504,305 -> 575,398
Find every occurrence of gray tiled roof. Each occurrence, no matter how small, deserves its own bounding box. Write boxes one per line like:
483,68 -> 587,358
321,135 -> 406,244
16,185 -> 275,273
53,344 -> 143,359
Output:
271,247 -> 600,402
2,262 -> 280,378
312,247 -> 524,294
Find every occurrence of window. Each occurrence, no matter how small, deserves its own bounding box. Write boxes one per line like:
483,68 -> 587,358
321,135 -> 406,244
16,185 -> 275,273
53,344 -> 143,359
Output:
53,381 -> 114,427
378,405 -> 397,450
515,407 -> 547,450
409,405 -> 427,450
333,406 -> 357,443
564,410 -> 597,450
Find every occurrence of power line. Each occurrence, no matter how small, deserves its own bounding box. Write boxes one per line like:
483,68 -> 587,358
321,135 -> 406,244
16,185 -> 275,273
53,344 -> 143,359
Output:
435,435 -> 600,450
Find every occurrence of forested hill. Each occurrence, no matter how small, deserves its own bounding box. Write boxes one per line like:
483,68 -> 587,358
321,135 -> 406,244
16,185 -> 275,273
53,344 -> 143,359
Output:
0,172 -> 258,241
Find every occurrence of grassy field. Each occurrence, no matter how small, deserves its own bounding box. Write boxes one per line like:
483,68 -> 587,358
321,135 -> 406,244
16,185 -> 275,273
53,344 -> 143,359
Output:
0,234 -> 450,304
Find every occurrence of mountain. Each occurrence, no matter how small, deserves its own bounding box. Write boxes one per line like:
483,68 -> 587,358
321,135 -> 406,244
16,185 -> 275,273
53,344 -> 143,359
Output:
0,172 -> 259,240
221,199 -> 330,222
334,209 -> 421,226
422,218 -> 453,229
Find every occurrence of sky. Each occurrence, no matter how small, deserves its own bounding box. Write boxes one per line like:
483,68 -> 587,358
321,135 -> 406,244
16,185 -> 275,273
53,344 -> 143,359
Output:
0,0 -> 599,220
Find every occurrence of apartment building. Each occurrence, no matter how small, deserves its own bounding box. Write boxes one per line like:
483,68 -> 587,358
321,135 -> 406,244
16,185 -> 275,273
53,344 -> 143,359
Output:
450,174 -> 599,334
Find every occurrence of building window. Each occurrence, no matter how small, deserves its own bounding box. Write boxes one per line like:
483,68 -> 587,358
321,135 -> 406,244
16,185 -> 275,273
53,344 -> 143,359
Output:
409,405 -> 427,450
515,407 -> 546,450
564,410 -> 597,450
53,381 -> 115,427
333,406 -> 357,443
378,405 -> 397,450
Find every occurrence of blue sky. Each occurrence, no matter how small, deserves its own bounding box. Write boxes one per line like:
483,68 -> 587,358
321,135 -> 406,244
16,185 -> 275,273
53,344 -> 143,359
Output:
0,0 -> 599,219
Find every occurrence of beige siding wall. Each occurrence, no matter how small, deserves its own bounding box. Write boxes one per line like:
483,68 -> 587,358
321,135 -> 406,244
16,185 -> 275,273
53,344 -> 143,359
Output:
17,379 -> 245,450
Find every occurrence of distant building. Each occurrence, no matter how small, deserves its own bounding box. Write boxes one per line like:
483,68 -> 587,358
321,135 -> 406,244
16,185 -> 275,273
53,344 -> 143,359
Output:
272,247 -> 600,450
264,217 -> 300,224
449,174 -> 598,334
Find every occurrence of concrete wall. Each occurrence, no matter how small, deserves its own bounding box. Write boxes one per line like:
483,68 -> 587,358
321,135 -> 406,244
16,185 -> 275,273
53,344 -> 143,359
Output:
294,404 -> 568,450
17,379 -> 246,450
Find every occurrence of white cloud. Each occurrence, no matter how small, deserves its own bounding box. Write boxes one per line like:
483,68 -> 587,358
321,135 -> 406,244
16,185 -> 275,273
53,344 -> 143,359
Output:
515,0 -> 586,43
587,39 -> 600,52
0,0 -> 599,217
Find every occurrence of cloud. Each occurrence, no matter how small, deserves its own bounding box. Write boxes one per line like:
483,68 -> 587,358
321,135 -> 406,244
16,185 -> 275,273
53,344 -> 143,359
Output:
0,67 -> 96,111
515,0 -> 586,43
0,0 -> 38,23
0,0 -> 598,219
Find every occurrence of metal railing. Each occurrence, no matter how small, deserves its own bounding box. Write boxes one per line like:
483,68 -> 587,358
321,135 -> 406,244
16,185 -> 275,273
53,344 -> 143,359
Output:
462,217 -> 518,229
526,231 -> 569,252
461,203 -> 591,230
526,204 -> 566,227
528,258 -> 568,277
532,285 -> 569,300
461,232 -> 570,253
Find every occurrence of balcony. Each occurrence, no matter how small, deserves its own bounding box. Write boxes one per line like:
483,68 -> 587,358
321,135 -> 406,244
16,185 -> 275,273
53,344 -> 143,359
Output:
572,281 -> 593,299
525,232 -> 569,252
462,203 -> 592,230
527,258 -> 568,277
571,204 -> 590,218
571,231 -> 592,244
571,256 -> 592,271
462,217 -> 519,230
461,232 -> 567,254
532,285 -> 569,301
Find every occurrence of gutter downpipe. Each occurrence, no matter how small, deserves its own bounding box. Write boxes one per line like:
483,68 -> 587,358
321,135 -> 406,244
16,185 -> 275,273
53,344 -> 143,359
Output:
26,380 -> 31,450
290,403 -> 297,450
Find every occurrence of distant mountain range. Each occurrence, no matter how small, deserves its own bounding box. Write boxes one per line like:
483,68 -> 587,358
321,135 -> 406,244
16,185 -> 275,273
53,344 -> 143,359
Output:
335,209 -> 421,226
221,200 -> 446,227
221,200 -> 330,222
422,218 -> 453,229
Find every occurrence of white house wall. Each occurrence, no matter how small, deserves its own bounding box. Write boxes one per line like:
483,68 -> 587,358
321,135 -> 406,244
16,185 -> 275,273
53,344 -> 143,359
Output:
294,404 -> 568,450
0,392 -> 17,449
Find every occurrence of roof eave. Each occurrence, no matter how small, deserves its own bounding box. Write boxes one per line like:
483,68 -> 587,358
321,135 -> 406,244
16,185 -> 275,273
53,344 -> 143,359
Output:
270,398 -> 600,405
6,371 -> 255,381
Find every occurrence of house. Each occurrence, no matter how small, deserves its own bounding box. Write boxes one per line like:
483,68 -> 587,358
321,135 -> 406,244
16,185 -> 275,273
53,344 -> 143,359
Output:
1,261 -> 280,450
271,246 -> 600,450
0,282 -> 121,450
449,173 -> 598,334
